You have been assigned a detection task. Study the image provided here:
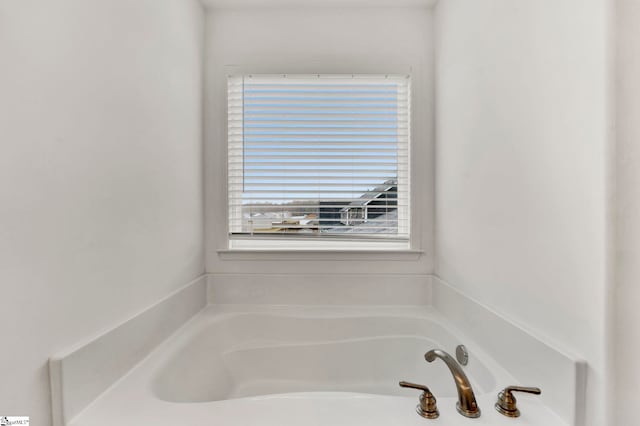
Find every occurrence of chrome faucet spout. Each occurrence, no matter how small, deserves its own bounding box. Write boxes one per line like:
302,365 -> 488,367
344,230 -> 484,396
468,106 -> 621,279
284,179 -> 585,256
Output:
425,349 -> 481,418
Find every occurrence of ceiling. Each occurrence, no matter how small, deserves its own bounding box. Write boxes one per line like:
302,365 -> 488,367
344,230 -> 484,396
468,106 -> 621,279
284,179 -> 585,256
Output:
200,0 -> 438,8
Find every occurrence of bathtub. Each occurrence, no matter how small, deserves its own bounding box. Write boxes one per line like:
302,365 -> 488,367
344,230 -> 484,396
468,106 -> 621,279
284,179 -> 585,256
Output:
69,305 -> 567,426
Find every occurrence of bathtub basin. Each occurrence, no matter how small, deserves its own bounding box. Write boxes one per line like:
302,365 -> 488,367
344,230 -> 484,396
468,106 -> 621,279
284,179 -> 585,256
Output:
153,312 -> 496,402
69,305 -> 567,426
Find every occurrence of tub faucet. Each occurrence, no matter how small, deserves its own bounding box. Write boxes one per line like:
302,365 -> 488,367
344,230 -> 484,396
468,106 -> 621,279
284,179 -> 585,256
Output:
425,349 -> 481,418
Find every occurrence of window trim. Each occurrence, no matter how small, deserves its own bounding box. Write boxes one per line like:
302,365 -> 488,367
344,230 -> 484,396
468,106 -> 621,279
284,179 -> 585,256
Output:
214,63 -> 428,257
218,247 -> 423,261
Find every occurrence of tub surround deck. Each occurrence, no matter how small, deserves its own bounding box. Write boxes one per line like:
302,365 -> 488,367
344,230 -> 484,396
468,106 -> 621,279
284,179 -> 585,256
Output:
50,274 -> 584,426
49,275 -> 207,426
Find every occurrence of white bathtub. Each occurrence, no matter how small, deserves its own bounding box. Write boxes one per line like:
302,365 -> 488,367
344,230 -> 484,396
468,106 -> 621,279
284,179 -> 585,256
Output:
153,311 -> 496,402
69,305 -> 567,426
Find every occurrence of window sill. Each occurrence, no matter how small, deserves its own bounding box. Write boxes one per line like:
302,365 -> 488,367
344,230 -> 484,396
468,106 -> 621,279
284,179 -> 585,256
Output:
217,248 -> 423,261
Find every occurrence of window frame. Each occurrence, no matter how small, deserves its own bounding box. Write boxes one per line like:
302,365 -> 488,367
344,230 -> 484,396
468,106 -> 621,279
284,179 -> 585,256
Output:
217,65 -> 427,256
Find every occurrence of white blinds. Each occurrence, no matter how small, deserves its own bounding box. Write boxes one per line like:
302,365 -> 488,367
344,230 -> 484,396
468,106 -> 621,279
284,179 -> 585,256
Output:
227,74 -> 410,239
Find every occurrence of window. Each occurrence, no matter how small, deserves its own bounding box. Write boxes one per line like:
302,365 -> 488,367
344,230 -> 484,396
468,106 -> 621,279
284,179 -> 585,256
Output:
227,74 -> 410,247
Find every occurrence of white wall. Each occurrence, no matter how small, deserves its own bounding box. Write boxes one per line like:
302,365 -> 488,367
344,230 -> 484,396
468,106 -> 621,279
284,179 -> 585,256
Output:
0,1 -> 204,424
615,0 -> 640,424
204,6 -> 434,274
434,1 -> 611,425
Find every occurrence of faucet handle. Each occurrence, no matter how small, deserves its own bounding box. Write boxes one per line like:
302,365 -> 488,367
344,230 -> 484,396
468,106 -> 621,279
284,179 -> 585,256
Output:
399,381 -> 439,419
399,381 -> 431,392
495,386 -> 542,417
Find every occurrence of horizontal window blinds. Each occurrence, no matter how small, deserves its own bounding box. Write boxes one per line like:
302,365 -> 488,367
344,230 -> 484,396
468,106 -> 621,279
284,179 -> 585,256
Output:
228,74 -> 410,239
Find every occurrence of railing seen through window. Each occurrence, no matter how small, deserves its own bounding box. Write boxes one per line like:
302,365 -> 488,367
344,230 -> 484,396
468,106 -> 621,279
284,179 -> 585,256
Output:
227,74 -> 410,241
